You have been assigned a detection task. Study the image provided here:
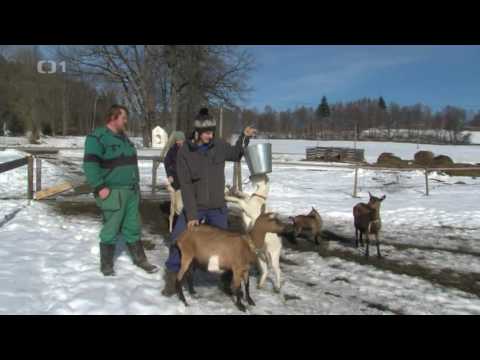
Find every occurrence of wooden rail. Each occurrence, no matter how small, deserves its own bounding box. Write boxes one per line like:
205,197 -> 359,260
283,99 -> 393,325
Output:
0,157 -> 29,174
351,164 -> 480,197
0,155 -> 34,199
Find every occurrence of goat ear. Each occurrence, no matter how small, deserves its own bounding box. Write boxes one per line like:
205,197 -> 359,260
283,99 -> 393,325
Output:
368,191 -> 372,198
260,204 -> 266,214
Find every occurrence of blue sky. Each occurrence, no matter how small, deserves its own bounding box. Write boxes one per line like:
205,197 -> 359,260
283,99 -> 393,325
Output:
241,45 -> 480,113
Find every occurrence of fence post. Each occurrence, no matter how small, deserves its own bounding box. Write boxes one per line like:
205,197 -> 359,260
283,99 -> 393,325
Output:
425,168 -> 430,196
152,160 -> 159,194
353,165 -> 359,197
27,155 -> 34,200
237,162 -> 242,192
35,157 -> 42,192
232,161 -> 243,193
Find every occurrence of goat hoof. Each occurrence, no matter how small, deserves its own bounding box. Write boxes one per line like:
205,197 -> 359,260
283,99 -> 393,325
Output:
273,287 -> 281,294
236,302 -> 247,312
246,298 -> 255,306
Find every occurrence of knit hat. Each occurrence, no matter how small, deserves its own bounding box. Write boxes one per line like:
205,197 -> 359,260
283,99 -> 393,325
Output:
172,131 -> 185,141
194,108 -> 216,134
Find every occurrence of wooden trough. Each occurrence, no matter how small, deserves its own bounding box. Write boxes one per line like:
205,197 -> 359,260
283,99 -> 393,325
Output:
306,147 -> 365,163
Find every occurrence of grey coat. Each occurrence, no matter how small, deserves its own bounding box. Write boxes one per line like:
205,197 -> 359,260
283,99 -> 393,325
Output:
176,134 -> 249,221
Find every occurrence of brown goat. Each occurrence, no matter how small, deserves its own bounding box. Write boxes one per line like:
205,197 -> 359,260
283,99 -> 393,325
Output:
175,212 -> 288,312
353,192 -> 386,258
289,207 -> 323,245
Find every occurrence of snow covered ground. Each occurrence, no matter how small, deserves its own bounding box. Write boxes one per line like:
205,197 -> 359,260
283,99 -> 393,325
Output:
1,137 -> 480,314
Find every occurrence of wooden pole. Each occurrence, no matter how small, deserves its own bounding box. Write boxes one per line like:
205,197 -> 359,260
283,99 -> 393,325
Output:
35,157 -> 42,192
219,106 -> 224,139
232,162 -> 238,193
425,168 -> 430,196
27,155 -> 34,200
237,162 -> 243,192
152,160 -> 159,194
353,165 -> 359,197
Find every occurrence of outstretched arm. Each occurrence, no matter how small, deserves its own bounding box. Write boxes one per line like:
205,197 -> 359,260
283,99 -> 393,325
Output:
224,126 -> 257,162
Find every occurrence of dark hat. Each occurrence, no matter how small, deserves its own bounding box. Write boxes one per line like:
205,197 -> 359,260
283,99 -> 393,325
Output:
194,108 -> 216,134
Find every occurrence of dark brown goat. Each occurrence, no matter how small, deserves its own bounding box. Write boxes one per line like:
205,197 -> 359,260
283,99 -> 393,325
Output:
175,212 -> 288,312
289,207 -> 323,244
353,192 -> 386,258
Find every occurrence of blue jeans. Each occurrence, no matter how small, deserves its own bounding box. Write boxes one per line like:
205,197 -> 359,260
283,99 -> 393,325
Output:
165,206 -> 228,272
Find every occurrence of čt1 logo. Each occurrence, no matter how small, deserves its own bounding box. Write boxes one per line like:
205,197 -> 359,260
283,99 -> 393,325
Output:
37,60 -> 66,74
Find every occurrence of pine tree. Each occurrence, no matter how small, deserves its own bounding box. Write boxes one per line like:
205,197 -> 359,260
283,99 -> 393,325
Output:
378,96 -> 386,111
319,96 -> 330,118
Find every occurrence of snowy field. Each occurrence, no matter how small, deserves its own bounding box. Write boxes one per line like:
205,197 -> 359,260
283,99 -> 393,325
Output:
1,137 -> 480,314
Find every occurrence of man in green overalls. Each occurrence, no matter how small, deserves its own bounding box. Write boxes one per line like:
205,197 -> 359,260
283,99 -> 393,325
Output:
83,104 -> 158,276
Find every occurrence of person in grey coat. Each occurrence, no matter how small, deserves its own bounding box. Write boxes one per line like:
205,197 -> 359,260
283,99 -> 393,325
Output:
162,107 -> 256,296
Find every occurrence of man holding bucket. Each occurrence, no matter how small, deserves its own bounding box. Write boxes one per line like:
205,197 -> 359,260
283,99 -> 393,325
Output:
161,107 -> 256,296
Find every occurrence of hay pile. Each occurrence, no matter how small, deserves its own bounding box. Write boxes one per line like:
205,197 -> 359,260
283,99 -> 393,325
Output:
414,151 -> 434,166
431,155 -> 455,168
376,152 -> 408,167
375,150 -> 479,177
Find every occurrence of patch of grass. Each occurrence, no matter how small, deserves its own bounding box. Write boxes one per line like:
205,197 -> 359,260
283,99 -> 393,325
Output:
284,293 -> 302,301
362,301 -> 404,315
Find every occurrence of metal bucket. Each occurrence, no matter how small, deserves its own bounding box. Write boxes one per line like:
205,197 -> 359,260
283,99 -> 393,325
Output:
245,143 -> 272,176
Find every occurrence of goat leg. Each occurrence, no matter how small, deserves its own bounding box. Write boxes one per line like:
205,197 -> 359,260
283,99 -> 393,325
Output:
365,233 -> 370,258
176,279 -> 188,306
257,257 -> 268,289
186,265 -> 197,296
235,286 -> 247,312
244,274 -> 255,306
355,228 -> 359,248
375,233 -> 382,258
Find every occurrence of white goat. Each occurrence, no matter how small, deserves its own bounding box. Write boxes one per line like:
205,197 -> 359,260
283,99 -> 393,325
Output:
225,174 -> 283,292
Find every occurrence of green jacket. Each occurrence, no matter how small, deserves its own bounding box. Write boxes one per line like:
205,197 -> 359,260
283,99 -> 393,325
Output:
83,127 -> 140,193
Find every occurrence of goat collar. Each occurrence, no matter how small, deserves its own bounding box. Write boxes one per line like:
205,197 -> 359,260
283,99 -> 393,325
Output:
252,193 -> 267,201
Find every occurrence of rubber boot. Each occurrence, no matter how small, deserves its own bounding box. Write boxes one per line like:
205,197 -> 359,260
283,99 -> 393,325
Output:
127,241 -> 159,273
161,270 -> 178,297
100,243 -> 115,276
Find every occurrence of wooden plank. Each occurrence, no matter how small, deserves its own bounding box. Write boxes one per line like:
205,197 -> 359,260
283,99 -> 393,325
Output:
0,157 -> 28,174
34,181 -> 74,200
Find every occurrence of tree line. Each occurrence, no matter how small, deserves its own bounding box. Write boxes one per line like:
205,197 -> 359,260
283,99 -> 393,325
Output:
236,96 -> 477,145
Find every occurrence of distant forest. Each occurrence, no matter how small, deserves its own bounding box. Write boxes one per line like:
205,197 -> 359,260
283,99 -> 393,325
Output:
1,45 -> 479,145
235,96 -> 480,145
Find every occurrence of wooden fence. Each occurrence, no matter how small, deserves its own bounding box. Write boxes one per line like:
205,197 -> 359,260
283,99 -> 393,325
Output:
306,146 -> 365,163
351,164 -> 480,197
0,155 -> 34,199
